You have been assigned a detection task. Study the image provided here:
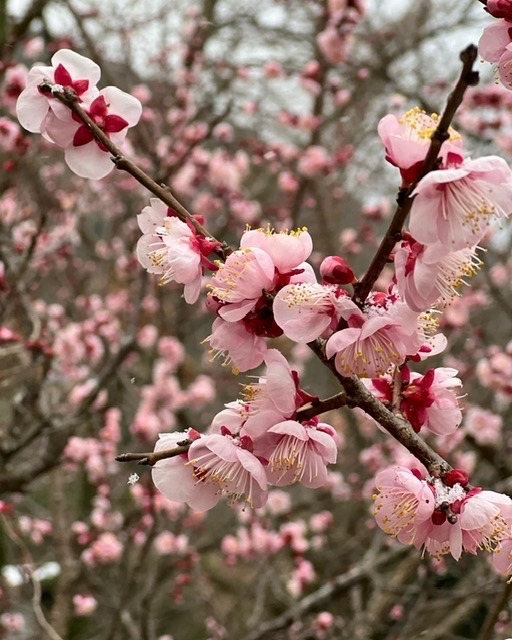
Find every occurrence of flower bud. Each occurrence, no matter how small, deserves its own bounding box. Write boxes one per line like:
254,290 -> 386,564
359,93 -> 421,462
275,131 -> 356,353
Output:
320,256 -> 355,285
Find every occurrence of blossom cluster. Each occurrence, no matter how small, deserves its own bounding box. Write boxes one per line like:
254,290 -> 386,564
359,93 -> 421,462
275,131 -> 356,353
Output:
152,349 -> 339,509
14,36 -> 512,574
373,465 -> 512,572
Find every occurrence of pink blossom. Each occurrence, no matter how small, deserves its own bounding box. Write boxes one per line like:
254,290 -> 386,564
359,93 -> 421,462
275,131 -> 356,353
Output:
278,171 -> 300,193
394,238 -> 482,312
378,108 -> 463,183
273,283 -> 356,343
0,612 -> 25,632
373,466 -> 435,543
491,533 -> 512,575
187,433 -> 268,508
240,348 -> 310,438
73,594 -> 98,616
368,366 -> 462,435
464,407 -> 503,445
208,149 -> 248,190
261,420 -> 338,488
153,430 -> 268,509
209,247 -> 275,321
487,0 -> 512,19
297,145 -> 330,177
152,430 -> 220,511
479,20 -> 512,65
320,255 -> 355,285
16,49 -> 100,134
374,467 -> 512,560
409,156 -> 512,252
84,532 -> 123,565
239,227 -> 314,276
325,295 -> 422,378
317,27 -> 347,65
137,198 -> 218,303
315,612 -> 334,630
207,316 -> 268,373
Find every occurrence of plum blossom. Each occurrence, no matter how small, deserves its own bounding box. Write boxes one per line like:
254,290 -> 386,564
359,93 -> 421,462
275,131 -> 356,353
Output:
367,366 -> 462,435
463,407 -> 503,446
325,294 -> 422,378
239,227 -> 314,276
207,227 -> 316,368
487,0 -> 512,19
207,316 -> 268,373
373,466 -> 435,543
479,20 -> 512,65
491,532 -> 512,575
374,467 -> 512,560
209,246 -> 276,321
260,420 -> 339,488
187,432 -> 268,508
152,430 -> 268,509
240,348 -> 313,437
152,430 -> 220,511
319,255 -> 355,285
409,156 -> 512,253
137,198 -> 219,303
16,49 -> 100,134
377,107 -> 463,183
44,86 -> 142,179
394,237 -> 482,312
273,283 -> 355,343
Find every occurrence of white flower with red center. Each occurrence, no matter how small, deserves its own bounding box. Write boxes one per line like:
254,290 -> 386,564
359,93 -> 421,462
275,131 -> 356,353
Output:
273,283 -> 357,343
409,156 -> 512,252
16,49 -> 100,135
187,432 -> 268,508
325,294 -> 422,378
367,366 -> 462,436
394,237 -> 482,312
377,107 -> 463,184
137,198 -> 219,303
44,86 -> 142,179
260,419 -> 339,488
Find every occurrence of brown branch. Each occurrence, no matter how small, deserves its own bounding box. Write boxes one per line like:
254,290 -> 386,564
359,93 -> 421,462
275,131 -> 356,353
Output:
115,442 -> 192,466
478,580 -> 512,640
242,546 -> 409,640
38,81 -> 231,260
354,44 -> 479,304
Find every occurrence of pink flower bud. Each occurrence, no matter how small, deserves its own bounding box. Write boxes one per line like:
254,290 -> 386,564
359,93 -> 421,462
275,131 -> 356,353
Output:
320,256 -> 355,285
442,469 -> 469,488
